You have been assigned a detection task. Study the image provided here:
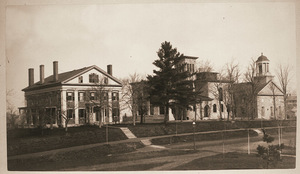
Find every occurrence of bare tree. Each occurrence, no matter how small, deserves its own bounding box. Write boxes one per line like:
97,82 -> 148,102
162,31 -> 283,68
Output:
6,90 -> 19,129
244,58 -> 260,120
121,72 -> 143,126
211,71 -> 227,120
268,82 -> 277,120
196,59 -> 214,72
276,64 -> 292,120
224,59 -> 241,120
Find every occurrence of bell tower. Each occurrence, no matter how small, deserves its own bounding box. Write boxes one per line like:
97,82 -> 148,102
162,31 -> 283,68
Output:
254,53 -> 274,84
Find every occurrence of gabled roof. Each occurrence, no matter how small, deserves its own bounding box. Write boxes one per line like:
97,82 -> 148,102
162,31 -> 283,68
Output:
232,80 -> 283,96
22,65 -> 122,92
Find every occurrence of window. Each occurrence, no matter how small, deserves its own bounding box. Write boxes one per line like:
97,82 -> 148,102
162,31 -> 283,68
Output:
270,106 -> 274,116
261,106 -> 265,117
187,64 -> 190,72
104,77 -> 108,84
218,88 -> 223,101
204,105 -> 209,117
192,64 -> 194,72
112,92 -> 119,101
221,104 -> 224,112
90,92 -> 95,100
78,92 -> 85,102
78,76 -> 83,83
259,64 -> 262,74
67,92 -> 74,101
279,106 -> 282,116
213,104 -> 217,112
104,108 -> 108,116
94,107 -> 100,121
103,92 -> 108,100
79,109 -> 85,118
67,109 -> 74,119
89,73 -> 99,83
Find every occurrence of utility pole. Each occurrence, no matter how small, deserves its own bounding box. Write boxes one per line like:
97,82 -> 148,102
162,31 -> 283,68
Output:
248,128 -> 250,155
193,121 -> 196,150
106,123 -> 108,145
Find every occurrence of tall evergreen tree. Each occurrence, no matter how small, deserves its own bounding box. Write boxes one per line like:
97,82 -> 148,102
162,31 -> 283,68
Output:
147,41 -> 203,124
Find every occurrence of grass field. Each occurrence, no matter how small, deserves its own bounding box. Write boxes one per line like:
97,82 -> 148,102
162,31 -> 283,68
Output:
8,144 -> 199,171
7,120 -> 296,156
173,152 -> 296,170
7,125 -> 127,156
127,120 -> 296,138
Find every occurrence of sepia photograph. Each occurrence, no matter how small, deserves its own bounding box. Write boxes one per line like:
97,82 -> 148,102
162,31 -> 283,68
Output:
2,0 -> 299,172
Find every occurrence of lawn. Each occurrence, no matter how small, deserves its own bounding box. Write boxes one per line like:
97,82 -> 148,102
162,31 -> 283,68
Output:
127,120 -> 296,138
173,152 -> 296,170
151,129 -> 258,145
7,120 -> 296,156
7,125 -> 128,156
8,143 -> 197,171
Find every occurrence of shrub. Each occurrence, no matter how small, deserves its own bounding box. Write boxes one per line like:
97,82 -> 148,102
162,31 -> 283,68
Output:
257,132 -> 284,168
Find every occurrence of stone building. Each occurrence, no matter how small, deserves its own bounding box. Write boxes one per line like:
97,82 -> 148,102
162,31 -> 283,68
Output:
233,53 -> 285,120
20,61 -> 122,127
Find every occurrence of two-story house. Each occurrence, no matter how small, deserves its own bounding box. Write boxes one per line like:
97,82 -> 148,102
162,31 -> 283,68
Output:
21,61 -> 122,127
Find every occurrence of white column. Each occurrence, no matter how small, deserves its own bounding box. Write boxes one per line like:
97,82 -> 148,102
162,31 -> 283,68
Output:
118,90 -> 123,123
169,107 -> 175,121
108,90 -> 112,123
61,90 -> 67,127
74,90 -> 79,125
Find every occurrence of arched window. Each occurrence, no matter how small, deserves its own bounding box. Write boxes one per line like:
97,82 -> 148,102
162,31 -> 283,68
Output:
213,104 -> 217,112
204,105 -> 210,117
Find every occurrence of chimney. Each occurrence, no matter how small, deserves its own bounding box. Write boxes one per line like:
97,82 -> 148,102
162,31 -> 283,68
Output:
40,65 -> 44,84
28,68 -> 34,86
107,64 -> 112,76
53,61 -> 58,82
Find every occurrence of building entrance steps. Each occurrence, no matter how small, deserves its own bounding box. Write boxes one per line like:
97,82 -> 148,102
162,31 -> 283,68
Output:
119,127 -> 137,139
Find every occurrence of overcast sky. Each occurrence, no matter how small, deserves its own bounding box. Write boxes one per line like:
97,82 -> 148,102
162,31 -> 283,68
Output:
6,2 -> 297,109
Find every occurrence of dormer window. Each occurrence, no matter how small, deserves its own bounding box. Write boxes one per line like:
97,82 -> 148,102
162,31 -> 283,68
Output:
89,73 -> 99,83
78,76 -> 83,83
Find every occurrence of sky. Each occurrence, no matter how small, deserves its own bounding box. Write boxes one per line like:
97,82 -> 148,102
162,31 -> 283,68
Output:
5,1 -> 297,110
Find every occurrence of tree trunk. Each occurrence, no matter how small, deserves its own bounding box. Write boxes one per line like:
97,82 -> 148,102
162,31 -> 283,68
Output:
284,95 -> 287,120
164,105 -> 169,125
99,110 -> 102,128
219,101 -> 222,120
65,120 -> 68,132
200,102 -> 203,120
